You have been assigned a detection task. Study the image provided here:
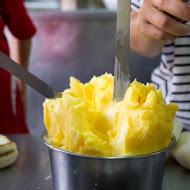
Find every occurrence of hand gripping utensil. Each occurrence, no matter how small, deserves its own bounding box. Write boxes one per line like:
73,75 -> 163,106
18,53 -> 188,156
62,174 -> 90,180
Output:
161,0 -> 189,24
0,51 -> 62,99
113,0 -> 131,101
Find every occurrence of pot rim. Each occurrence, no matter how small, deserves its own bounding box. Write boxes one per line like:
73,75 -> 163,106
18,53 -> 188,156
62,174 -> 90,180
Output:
42,132 -> 176,160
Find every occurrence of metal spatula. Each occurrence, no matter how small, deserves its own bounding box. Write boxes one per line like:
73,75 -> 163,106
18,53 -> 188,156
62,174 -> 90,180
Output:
0,51 -> 61,99
113,0 -> 131,101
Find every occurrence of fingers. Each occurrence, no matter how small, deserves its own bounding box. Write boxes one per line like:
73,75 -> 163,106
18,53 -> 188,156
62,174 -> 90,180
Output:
154,0 -> 190,22
136,0 -> 190,40
147,7 -> 190,35
137,18 -> 177,41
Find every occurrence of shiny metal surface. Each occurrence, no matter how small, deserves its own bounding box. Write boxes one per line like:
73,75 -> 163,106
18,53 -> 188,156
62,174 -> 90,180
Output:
113,0 -> 131,101
43,134 -> 175,190
0,135 -> 189,190
0,135 -> 53,190
0,51 -> 61,99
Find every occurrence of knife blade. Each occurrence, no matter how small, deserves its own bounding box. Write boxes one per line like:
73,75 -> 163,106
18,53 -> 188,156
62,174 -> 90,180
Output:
113,0 -> 131,101
0,51 -> 62,99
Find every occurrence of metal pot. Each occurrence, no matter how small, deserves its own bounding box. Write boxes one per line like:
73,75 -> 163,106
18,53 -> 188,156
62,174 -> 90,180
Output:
42,133 -> 175,190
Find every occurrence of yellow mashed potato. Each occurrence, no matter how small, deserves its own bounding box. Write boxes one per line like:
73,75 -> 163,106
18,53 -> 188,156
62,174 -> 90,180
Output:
43,73 -> 178,156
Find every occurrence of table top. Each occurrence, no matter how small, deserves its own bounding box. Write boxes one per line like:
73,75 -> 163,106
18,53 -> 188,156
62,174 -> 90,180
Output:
0,135 -> 189,190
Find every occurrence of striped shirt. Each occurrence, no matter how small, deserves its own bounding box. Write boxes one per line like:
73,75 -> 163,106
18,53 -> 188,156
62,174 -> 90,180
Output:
131,0 -> 190,130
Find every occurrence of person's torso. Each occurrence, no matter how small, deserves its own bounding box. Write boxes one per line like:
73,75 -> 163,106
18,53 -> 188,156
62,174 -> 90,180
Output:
151,34 -> 190,129
0,0 -> 28,134
0,6 -> 10,56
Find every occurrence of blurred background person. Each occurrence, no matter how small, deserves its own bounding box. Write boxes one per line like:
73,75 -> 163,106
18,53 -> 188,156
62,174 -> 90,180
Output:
0,0 -> 36,134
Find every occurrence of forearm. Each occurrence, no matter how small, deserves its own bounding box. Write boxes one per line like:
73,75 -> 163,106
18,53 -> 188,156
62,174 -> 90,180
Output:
130,10 -> 164,57
10,35 -> 32,69
9,34 -> 32,107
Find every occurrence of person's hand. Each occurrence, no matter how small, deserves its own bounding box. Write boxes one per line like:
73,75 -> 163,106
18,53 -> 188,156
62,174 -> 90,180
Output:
136,0 -> 190,40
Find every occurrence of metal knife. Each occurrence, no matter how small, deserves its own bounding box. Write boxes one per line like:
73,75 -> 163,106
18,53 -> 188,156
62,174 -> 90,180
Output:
0,51 -> 62,99
113,0 -> 131,101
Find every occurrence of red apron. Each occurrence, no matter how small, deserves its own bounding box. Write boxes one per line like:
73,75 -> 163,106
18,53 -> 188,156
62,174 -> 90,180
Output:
0,68 -> 28,134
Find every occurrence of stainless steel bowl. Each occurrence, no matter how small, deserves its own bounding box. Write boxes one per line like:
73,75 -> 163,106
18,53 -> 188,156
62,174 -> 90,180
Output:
42,133 -> 175,190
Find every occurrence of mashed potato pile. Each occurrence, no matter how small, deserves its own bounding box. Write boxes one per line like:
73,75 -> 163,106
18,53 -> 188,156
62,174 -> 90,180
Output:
43,73 -> 178,156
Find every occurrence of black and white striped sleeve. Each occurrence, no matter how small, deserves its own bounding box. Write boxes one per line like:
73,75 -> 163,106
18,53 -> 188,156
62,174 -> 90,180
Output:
131,0 -> 143,12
